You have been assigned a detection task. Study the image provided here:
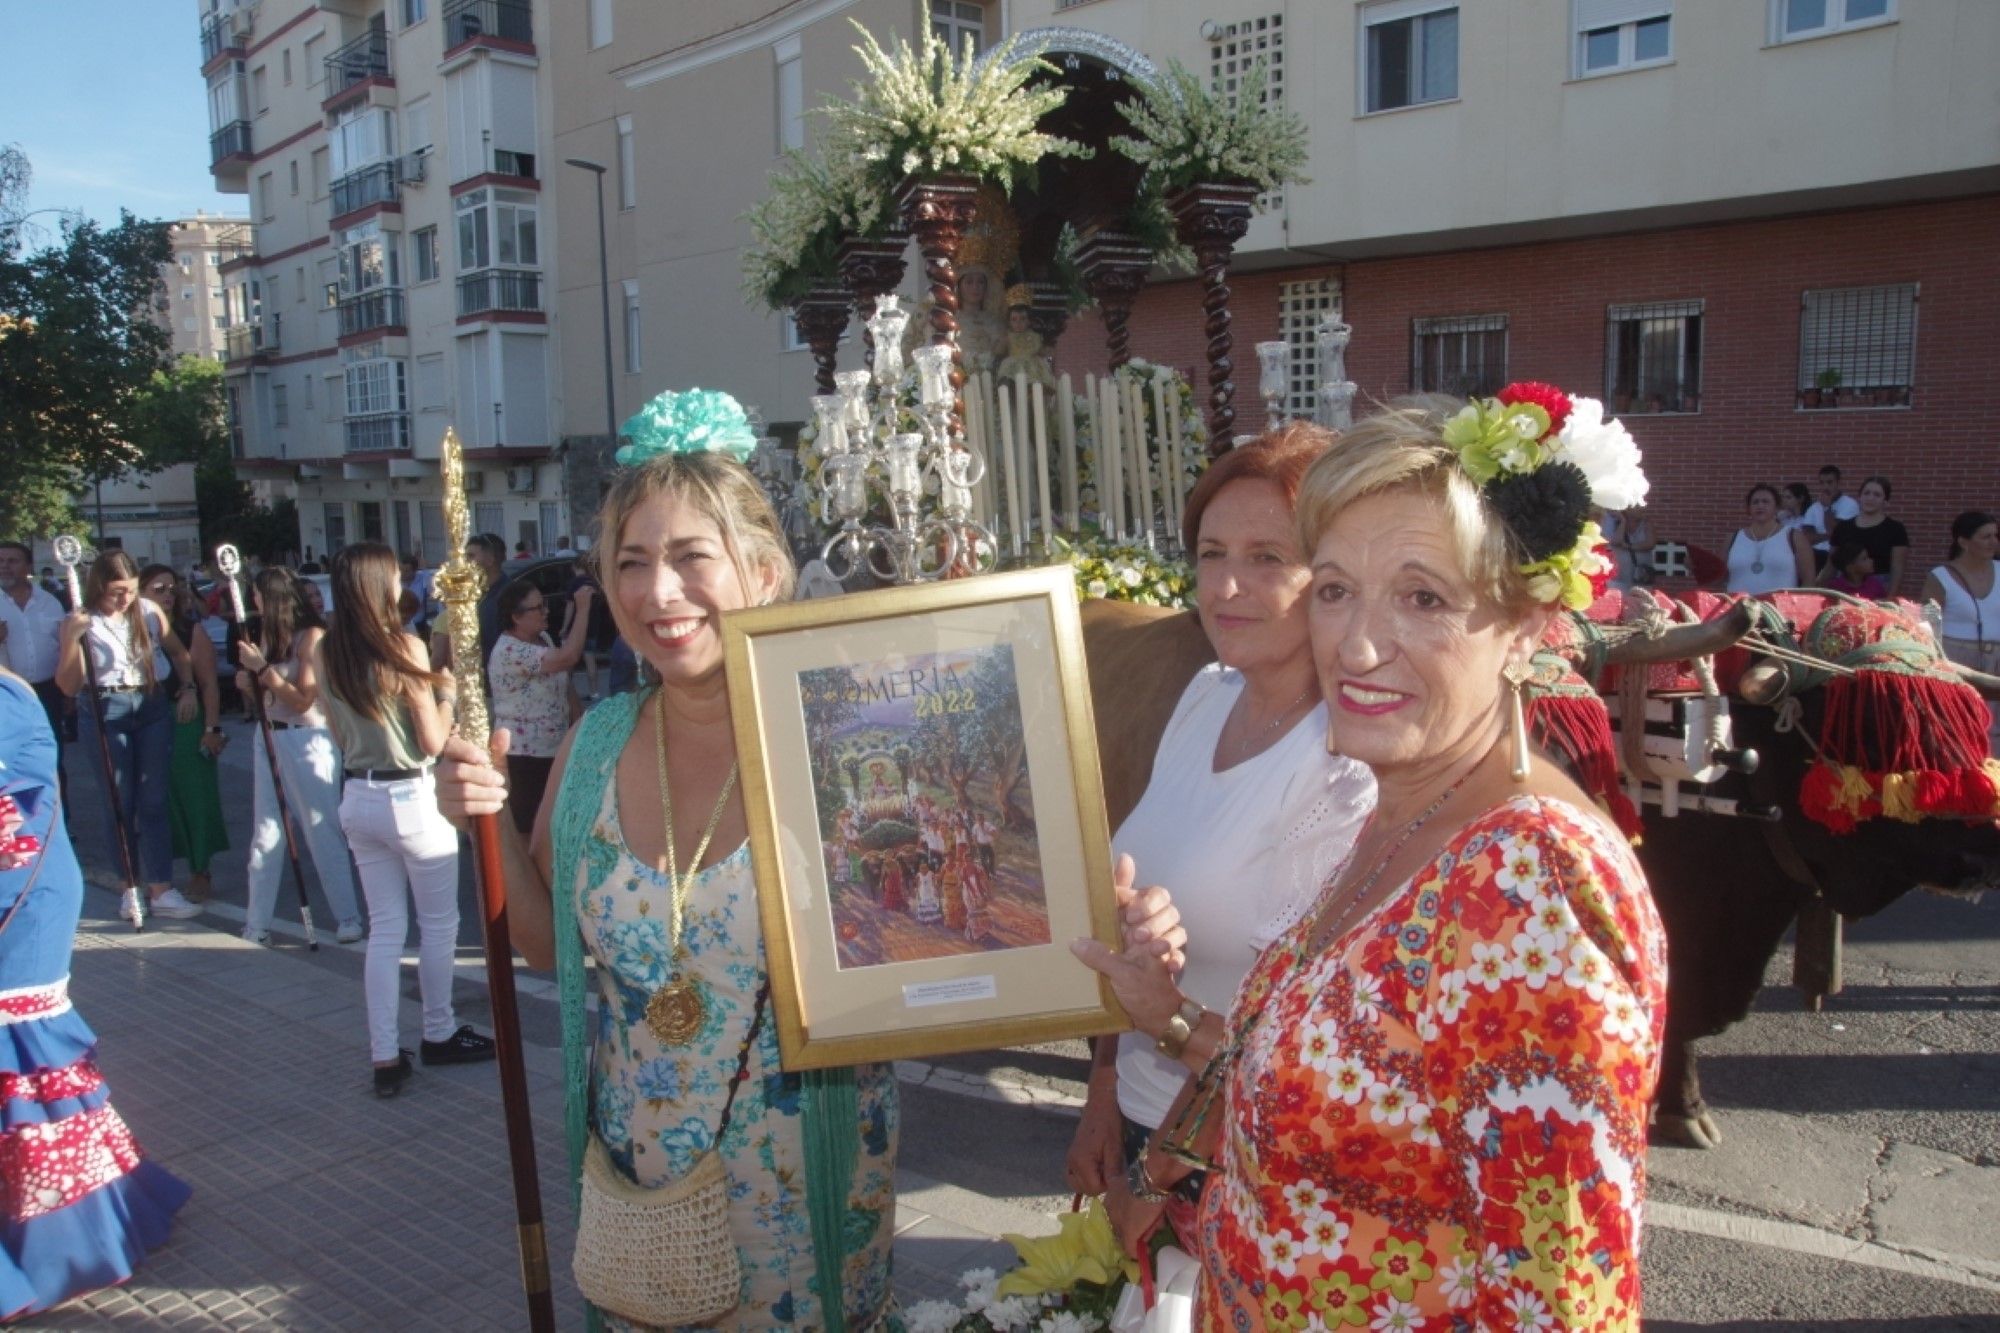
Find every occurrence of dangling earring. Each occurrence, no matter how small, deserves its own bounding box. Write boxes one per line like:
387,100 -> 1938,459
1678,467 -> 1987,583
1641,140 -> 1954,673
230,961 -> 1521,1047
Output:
1502,660 -> 1533,782
1325,715 -> 1338,756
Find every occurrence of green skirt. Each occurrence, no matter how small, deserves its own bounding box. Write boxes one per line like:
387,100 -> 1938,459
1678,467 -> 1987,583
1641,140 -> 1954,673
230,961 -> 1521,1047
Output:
167,716 -> 230,873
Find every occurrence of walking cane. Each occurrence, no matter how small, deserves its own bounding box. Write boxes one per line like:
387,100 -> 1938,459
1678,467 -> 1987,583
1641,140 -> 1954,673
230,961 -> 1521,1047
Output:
53,535 -> 144,933
215,546 -> 318,951
437,426 -> 555,1332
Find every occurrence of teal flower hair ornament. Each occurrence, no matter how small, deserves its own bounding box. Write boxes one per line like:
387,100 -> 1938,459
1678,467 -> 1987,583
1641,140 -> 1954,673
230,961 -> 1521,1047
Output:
615,388 -> 759,467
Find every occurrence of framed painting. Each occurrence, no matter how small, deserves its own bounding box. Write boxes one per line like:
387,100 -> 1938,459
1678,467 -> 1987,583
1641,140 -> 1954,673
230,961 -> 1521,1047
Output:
722,566 -> 1127,1070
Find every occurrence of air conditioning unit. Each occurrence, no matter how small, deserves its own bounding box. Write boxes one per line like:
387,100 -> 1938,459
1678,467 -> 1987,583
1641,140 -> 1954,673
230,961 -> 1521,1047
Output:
399,151 -> 428,186
227,0 -> 254,39
506,465 -> 537,494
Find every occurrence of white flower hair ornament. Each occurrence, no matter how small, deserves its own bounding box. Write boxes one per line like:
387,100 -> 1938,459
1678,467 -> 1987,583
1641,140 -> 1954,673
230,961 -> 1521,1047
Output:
1439,381 -> 1650,609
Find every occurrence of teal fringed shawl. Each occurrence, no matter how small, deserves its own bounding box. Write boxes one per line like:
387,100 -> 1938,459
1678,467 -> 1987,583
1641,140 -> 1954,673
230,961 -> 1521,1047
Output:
548,687 -> 857,1332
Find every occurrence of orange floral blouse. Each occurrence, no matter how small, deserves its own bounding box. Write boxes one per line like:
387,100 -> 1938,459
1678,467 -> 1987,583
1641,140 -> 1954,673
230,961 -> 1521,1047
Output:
1196,796 -> 1667,1332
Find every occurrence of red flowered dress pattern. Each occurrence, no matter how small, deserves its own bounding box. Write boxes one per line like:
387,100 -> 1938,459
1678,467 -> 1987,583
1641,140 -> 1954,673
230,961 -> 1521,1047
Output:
1197,796 -> 1666,1332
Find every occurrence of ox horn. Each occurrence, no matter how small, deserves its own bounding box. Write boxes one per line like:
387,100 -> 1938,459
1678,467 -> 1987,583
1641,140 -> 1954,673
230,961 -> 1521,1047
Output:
1601,601 -> 1755,667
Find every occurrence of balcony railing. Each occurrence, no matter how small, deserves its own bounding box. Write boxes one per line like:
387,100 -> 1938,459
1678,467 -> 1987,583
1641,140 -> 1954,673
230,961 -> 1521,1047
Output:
443,0 -> 533,50
345,412 -> 411,454
330,160 -> 402,217
223,320 -> 281,361
324,25 -> 390,96
209,120 -> 252,165
457,269 -> 542,317
337,287 -> 406,338
199,12 -> 244,63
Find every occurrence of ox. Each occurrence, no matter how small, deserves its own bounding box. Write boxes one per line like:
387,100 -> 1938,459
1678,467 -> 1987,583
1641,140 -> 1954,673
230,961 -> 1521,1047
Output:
1077,597 -> 2000,1151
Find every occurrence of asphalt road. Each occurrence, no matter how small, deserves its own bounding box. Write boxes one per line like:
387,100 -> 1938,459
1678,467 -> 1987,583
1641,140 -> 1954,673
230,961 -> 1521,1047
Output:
62,711 -> 2000,1328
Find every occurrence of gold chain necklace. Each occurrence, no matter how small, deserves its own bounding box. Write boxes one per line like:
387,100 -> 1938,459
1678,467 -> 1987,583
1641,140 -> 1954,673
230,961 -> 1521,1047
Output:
643,689 -> 740,1046
1231,682 -> 1315,764
1290,769 -> 1472,970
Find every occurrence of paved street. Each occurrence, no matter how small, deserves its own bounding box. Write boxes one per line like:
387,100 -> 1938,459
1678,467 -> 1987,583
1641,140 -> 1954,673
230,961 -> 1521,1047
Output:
39,712 -> 2000,1327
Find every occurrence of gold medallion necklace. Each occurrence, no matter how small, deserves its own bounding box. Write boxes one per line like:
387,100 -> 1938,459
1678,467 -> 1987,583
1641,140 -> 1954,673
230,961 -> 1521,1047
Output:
644,690 -> 739,1046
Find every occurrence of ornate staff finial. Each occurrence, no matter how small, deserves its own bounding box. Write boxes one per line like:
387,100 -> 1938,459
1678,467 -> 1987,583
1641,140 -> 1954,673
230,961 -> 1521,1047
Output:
433,425 -> 491,746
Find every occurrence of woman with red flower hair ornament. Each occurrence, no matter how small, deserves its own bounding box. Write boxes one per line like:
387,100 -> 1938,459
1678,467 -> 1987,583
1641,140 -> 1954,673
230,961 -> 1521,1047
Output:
1075,389 -> 1666,1330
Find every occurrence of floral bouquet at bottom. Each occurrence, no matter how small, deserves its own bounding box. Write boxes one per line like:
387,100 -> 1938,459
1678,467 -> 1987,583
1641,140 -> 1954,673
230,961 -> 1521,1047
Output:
900,1200 -> 1147,1332
1050,535 -> 1193,611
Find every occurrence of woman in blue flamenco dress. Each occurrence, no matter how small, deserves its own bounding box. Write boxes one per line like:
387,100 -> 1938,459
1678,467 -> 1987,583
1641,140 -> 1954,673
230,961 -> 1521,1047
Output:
0,666 -> 190,1321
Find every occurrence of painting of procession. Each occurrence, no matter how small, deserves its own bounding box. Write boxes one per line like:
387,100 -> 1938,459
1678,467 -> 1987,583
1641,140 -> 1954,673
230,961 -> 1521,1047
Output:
797,644 -> 1053,971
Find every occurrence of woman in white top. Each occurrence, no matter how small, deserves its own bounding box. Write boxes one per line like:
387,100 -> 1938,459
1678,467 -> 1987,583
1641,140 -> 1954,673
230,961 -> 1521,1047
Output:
488,578 -> 594,835
53,550 -> 202,925
235,567 -> 365,945
1921,510 -> 2000,752
1725,482 -> 1810,595
1065,424 -> 1376,1250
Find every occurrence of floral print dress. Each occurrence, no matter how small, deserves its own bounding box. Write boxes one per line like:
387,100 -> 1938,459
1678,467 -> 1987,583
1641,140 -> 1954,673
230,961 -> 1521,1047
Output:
1198,796 -> 1666,1332
577,779 -> 899,1330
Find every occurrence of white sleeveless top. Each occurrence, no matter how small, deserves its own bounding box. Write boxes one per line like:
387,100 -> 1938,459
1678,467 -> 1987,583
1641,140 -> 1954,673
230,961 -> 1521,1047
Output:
1110,664 -> 1376,1128
1726,528 -> 1795,595
85,603 -> 171,689
1931,564 -> 2000,644
265,652 -> 327,728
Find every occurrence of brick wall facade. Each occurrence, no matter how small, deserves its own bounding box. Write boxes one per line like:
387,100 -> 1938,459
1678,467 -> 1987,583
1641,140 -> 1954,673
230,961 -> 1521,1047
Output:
1050,194 -> 2000,589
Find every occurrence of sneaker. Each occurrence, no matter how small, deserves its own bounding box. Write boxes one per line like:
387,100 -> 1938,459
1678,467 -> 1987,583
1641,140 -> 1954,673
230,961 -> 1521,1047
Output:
148,889 -> 203,920
241,926 -> 272,946
420,1025 -> 497,1067
335,919 -> 365,945
373,1050 -> 414,1099
119,888 -> 145,927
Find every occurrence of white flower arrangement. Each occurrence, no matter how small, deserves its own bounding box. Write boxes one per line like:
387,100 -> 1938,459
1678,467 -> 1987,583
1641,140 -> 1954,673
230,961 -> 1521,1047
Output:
1054,534 -> 1193,611
1111,59 -> 1309,199
743,147 -> 887,310
1556,395 -> 1649,511
823,8 -> 1090,196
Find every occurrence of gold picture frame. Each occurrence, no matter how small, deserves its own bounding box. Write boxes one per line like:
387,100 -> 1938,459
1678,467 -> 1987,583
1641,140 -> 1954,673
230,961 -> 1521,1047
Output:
722,566 -> 1128,1071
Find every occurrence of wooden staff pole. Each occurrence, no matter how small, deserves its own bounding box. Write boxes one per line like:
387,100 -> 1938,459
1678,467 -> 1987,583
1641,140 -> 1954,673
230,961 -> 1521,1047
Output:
435,427 -> 556,1332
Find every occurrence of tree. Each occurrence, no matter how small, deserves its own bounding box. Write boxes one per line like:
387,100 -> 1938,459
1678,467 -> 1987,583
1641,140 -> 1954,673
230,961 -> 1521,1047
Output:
126,355 -> 296,561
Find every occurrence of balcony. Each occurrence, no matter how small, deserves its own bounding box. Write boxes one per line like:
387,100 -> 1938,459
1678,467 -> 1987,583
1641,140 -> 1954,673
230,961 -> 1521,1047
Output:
443,0 -> 533,51
330,160 -> 402,218
199,10 -> 247,65
457,269 -> 541,318
209,120 -> 252,167
338,288 -> 406,338
223,318 -> 281,363
345,413 -> 411,454
324,25 -> 390,98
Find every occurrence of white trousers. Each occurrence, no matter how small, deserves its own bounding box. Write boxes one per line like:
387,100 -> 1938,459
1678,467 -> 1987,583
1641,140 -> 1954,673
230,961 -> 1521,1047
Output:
245,726 -> 363,932
337,774 -> 461,1063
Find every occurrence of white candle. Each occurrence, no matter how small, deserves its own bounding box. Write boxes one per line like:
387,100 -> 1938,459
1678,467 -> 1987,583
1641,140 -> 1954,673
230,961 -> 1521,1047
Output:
1100,378 -> 1122,542
1030,381 -> 1053,553
1085,373 -> 1103,535
997,385 -> 1025,557
1153,376 -> 1180,539
1057,372 -> 1079,533
963,378 -> 988,525
1128,377 -> 1153,550
1012,371 -> 1033,539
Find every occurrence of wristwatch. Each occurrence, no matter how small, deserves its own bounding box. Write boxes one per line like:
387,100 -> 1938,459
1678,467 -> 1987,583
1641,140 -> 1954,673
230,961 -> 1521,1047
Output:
205,725 -> 224,735
1154,996 -> 1206,1061
1126,1155 -> 1172,1205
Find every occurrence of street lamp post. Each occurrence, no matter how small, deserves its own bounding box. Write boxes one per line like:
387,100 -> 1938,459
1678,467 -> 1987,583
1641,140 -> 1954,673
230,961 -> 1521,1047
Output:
563,158 -> 618,452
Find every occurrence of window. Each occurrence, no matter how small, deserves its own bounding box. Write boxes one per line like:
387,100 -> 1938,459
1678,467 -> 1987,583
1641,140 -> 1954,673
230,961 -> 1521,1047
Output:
181,286 -> 195,302
268,273 -> 281,304
338,220 -> 399,295
273,383 -> 289,427
402,0 -> 427,25
616,115 -> 636,210
1210,15 -> 1286,207
781,312 -> 851,352
282,48 -> 292,85
420,500 -> 446,566
774,41 -> 804,154
182,316 -> 197,333
404,96 -> 432,155
1362,1 -> 1458,113
303,33 -> 323,86
456,188 -> 539,270
257,172 -> 275,221
301,374 -> 314,411
251,64 -> 268,114
179,254 -> 193,274
931,1 -> 984,56
622,279 -> 642,374
330,105 -> 395,177
289,160 -> 300,196
1797,284 -> 1917,408
211,284 -> 226,306
208,250 -> 223,267
589,0 -> 613,50
414,352 -> 446,410
1575,2 -> 1672,77
311,147 -> 329,199
1279,278 -> 1341,418
345,359 -> 408,416
324,505 -> 346,556
1773,0 -> 1894,42
1411,313 -> 1507,397
1606,300 -> 1702,414
412,226 -> 439,283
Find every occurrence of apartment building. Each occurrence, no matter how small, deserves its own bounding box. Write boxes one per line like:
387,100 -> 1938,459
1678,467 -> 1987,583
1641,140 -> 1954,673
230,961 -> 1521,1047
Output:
196,0 -> 574,566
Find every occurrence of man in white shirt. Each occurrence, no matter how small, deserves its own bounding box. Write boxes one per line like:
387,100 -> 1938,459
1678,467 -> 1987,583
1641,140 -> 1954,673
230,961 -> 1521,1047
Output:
1800,464 -> 1860,572
0,539 -> 74,788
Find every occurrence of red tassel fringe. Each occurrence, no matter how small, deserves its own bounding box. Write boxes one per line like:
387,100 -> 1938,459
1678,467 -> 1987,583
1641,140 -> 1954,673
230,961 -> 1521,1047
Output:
1818,671 -> 1996,820
1531,693 -> 1644,839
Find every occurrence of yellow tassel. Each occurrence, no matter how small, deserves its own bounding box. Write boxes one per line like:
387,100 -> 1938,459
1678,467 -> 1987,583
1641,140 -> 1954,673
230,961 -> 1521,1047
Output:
1835,765 -> 1875,815
1879,772 -> 1920,823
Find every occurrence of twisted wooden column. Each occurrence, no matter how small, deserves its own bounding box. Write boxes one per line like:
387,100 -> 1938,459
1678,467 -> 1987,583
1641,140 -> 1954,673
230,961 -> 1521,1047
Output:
1075,230 -> 1153,371
896,175 -> 979,434
837,229 -> 910,366
789,287 -> 853,395
1170,182 -> 1258,455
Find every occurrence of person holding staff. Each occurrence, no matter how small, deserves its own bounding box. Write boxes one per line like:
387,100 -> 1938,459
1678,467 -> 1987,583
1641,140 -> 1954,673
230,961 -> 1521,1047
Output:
139,565 -> 229,903
433,388 -> 1188,1327
54,550 -> 203,925
235,566 -> 365,946
315,544 -> 492,1096
1077,388 -> 1667,1329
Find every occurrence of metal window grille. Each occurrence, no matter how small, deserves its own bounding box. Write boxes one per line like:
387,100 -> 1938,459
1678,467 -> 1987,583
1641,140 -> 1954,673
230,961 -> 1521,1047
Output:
420,500 -> 446,567
1210,14 -> 1285,210
1411,314 -> 1507,397
1280,278 -> 1340,418
1606,299 -> 1702,414
1797,283 -> 1916,407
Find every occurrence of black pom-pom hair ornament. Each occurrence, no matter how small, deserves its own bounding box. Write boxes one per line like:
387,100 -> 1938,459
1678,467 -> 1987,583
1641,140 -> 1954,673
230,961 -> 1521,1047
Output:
1483,461 -> 1593,565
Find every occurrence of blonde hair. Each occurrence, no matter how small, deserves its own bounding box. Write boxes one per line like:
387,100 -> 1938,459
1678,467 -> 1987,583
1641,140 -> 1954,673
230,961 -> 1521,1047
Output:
590,451 -> 796,608
1294,396 -> 1535,615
